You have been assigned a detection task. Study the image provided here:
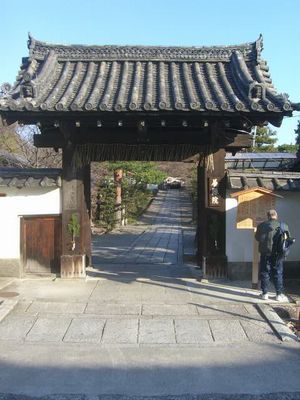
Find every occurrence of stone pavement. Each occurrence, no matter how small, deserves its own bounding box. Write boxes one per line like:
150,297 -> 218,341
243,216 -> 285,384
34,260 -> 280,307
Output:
92,190 -> 185,264
0,277 -> 285,346
0,189 -> 299,397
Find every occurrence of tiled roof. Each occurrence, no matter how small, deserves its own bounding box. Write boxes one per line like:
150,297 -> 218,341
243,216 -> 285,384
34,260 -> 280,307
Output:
225,152 -> 297,170
0,35 -> 297,118
227,171 -> 300,191
226,152 -> 297,160
0,168 -> 61,188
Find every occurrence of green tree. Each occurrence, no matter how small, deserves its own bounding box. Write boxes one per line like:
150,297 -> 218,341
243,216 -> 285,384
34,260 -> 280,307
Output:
252,126 -> 277,152
107,162 -> 167,186
93,162 -> 167,231
277,144 -> 298,153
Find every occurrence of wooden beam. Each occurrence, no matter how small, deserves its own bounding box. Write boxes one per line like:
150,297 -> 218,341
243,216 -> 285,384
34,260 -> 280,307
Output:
34,128 -> 251,149
224,132 -> 252,149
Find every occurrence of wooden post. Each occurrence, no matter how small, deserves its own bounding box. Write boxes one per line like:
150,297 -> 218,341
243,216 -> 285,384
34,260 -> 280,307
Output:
60,143 -> 91,278
114,168 -> 123,227
252,228 -> 259,289
197,159 -> 207,263
197,144 -> 227,279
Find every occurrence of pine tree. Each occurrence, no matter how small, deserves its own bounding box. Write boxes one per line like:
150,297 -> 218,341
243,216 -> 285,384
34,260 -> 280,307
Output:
252,126 -> 277,152
295,120 -> 300,145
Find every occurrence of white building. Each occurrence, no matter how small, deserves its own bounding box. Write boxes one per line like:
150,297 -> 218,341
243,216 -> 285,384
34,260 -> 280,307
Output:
226,170 -> 300,280
0,168 -> 61,277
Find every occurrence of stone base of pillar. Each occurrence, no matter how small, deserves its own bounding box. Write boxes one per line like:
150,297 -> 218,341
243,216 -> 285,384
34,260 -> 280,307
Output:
60,254 -> 86,278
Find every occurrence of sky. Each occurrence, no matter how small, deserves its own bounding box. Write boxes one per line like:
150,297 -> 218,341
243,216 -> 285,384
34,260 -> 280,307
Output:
1,0 -> 300,144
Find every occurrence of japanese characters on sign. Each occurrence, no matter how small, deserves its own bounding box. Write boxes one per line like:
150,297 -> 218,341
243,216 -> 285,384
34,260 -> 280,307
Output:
209,177 -> 220,207
236,191 -> 276,229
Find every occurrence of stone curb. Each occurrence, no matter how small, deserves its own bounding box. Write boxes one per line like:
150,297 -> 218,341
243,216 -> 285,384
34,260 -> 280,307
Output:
0,298 -> 19,323
0,393 -> 300,400
257,303 -> 299,343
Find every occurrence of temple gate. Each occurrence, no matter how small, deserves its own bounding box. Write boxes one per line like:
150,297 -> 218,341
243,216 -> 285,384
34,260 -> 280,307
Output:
0,34 -> 298,278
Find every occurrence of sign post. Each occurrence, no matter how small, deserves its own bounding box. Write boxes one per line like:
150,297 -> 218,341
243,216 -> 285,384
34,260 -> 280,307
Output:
252,228 -> 259,289
230,188 -> 282,289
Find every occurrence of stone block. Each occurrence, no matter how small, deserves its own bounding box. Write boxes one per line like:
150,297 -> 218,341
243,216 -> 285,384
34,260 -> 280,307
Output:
0,315 -> 36,340
63,318 -> 106,343
142,304 -> 198,316
85,303 -> 141,315
175,319 -> 213,344
209,319 -> 248,342
27,301 -> 86,314
196,304 -> 248,318
102,318 -> 138,344
25,316 -> 72,342
240,319 -> 278,343
139,318 -> 176,344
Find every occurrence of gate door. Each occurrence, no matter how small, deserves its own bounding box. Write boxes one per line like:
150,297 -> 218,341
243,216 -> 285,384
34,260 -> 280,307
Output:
21,215 -> 61,274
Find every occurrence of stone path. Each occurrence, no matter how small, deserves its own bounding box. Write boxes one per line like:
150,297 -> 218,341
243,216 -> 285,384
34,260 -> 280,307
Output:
92,190 -> 185,265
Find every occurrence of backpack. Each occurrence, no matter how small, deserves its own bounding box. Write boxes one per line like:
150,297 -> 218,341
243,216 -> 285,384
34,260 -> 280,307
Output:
271,222 -> 295,262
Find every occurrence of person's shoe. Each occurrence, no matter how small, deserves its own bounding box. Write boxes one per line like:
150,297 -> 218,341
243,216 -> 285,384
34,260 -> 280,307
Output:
260,293 -> 269,300
276,294 -> 289,302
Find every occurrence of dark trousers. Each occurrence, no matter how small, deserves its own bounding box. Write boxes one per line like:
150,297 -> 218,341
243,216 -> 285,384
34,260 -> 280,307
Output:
260,254 -> 283,295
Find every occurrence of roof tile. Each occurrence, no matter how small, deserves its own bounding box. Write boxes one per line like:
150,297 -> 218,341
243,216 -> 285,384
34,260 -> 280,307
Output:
0,36 -> 295,116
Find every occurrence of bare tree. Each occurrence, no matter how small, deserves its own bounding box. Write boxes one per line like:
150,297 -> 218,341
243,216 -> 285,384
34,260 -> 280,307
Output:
0,123 -> 62,168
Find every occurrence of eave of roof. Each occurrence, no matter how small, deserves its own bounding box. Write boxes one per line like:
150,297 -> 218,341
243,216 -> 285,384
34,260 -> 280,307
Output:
225,152 -> 297,160
0,34 -> 296,123
227,170 -> 300,191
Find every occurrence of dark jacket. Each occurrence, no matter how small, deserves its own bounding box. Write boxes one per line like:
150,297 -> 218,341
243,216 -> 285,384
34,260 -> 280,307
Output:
255,219 -> 290,255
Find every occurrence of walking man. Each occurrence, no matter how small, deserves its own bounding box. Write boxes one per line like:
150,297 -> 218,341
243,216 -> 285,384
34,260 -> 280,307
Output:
255,209 -> 290,302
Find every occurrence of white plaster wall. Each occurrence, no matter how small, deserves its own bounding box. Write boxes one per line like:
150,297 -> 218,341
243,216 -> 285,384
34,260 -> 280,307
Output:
0,187 -> 61,259
226,192 -> 300,262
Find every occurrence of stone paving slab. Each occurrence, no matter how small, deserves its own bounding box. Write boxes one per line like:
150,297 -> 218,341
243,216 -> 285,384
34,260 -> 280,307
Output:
209,320 -> 248,342
85,303 -> 141,315
240,319 -> 279,343
142,304 -> 198,316
102,318 -> 138,344
27,301 -> 87,314
11,301 -> 33,313
25,316 -> 72,342
0,315 -> 36,340
63,318 -> 106,343
195,303 -> 249,317
175,319 -> 213,344
139,318 -> 176,344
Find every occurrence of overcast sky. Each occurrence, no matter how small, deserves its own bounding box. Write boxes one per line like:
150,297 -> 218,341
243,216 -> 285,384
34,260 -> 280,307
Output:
1,0 -> 299,144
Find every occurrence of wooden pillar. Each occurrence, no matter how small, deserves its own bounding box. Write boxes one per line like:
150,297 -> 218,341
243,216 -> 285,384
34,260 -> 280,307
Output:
60,143 -> 91,278
197,146 -> 227,279
114,168 -> 123,227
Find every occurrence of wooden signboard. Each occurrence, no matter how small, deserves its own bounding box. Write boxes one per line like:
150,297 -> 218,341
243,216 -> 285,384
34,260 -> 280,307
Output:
235,190 -> 276,229
230,188 -> 282,289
